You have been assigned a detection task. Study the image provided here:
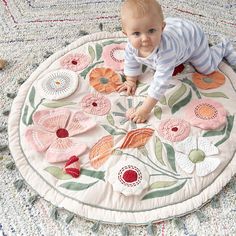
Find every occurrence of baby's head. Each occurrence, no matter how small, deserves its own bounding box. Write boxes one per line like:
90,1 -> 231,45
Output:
121,0 -> 165,54
121,0 -> 164,30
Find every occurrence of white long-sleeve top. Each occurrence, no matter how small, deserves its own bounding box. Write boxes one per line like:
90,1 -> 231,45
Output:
124,17 -> 205,100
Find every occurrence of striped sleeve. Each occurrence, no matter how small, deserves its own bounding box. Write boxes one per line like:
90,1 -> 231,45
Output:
123,43 -> 142,77
148,39 -> 176,100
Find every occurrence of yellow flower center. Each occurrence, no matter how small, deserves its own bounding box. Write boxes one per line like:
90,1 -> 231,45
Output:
194,103 -> 218,120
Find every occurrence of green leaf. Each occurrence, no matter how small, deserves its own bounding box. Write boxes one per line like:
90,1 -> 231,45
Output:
154,106 -> 162,120
101,124 -> 126,135
42,101 -> 76,108
59,180 -> 98,191
22,105 -> 29,125
80,168 -> 105,181
200,91 -> 229,99
95,44 -> 103,60
44,166 -> 72,180
171,90 -> 192,114
88,45 -> 95,62
215,115 -> 234,147
168,84 -> 187,107
101,40 -> 126,46
181,78 -> 201,99
203,126 -> 226,137
155,137 -> 165,165
138,146 -> 149,157
159,96 -> 167,105
149,180 -> 177,189
163,143 -> 176,172
29,86 -> 36,108
28,112 -> 33,125
142,180 -> 187,200
80,61 -> 103,78
139,85 -> 149,95
107,114 -> 115,126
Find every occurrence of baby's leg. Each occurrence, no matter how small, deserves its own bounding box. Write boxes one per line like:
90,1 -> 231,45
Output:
190,35 -> 236,74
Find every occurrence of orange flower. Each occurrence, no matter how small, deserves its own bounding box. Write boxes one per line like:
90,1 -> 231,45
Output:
89,135 -> 114,169
120,128 -> 154,149
89,67 -> 121,93
192,71 -> 225,89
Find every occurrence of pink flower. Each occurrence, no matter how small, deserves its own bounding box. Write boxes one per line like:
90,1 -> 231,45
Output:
157,118 -> 190,142
184,98 -> 227,130
25,109 -> 96,163
102,43 -> 126,71
81,93 -> 111,116
60,52 -> 90,71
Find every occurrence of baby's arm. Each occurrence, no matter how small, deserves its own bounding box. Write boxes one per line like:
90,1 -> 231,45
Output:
117,76 -> 138,96
128,96 -> 158,123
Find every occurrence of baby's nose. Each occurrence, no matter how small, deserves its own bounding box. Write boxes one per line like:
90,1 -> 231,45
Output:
141,34 -> 149,41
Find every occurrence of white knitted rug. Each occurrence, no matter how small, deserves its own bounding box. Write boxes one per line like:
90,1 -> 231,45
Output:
1,1 -> 236,235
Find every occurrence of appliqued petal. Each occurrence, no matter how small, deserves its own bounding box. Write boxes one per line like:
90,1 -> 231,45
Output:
25,128 -> 56,152
66,111 -> 96,136
176,152 -> 195,174
175,136 -> 197,154
45,138 -> 87,163
197,137 -> 219,156
195,158 -> 221,176
33,109 -> 71,132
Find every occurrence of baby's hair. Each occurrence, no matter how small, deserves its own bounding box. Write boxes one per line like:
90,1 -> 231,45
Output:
121,0 -> 164,21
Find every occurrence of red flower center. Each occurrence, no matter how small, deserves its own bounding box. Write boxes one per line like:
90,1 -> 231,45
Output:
122,170 -> 138,183
92,102 -> 98,107
171,127 -> 178,132
72,60 -> 78,65
56,128 -> 69,138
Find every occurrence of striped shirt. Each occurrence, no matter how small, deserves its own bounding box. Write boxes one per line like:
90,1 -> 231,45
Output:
124,17 -> 205,100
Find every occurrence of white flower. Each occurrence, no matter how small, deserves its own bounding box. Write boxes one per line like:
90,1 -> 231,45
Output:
105,157 -> 149,196
175,136 -> 220,177
37,69 -> 79,100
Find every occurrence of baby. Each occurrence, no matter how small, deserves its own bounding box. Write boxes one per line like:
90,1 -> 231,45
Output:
117,0 -> 236,123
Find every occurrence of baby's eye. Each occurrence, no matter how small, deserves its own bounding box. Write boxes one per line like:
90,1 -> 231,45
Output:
132,32 -> 140,37
148,28 -> 156,34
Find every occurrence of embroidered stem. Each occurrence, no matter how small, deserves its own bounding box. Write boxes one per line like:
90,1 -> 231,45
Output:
146,222 -> 154,236
27,98 -> 45,125
124,153 -> 183,180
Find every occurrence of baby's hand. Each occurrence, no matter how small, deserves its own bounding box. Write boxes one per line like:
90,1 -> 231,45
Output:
117,79 -> 137,96
126,106 -> 149,123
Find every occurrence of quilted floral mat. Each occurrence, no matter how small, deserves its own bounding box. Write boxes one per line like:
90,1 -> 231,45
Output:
8,32 -> 236,225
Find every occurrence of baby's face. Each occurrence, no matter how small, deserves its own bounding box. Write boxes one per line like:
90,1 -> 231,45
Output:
123,12 -> 165,56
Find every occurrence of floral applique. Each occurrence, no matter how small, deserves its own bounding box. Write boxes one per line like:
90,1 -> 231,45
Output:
37,69 -> 79,100
175,136 -> 220,176
89,67 -> 121,93
25,108 -> 96,163
105,157 -> 149,196
192,71 -> 225,89
60,52 -> 91,71
89,135 -> 114,169
184,98 -> 227,130
157,118 -> 190,142
63,155 -> 80,178
81,93 -> 111,116
102,43 -> 126,71
120,128 -> 154,149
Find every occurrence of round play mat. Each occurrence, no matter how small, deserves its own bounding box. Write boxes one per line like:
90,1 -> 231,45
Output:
8,32 -> 236,225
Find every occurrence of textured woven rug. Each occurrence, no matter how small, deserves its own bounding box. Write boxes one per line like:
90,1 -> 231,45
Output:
1,1 -> 236,235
